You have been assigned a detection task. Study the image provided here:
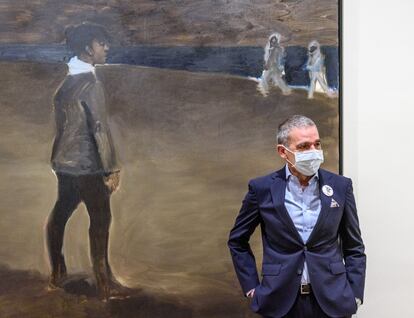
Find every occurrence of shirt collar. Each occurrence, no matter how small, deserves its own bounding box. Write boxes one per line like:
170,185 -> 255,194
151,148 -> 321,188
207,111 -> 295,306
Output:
285,164 -> 319,183
67,56 -> 95,75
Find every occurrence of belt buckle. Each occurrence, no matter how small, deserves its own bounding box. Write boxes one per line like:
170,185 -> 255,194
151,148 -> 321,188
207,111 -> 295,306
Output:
300,284 -> 311,295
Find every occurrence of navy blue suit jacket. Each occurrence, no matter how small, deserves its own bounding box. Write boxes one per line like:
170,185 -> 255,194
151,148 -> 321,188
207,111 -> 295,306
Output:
228,167 -> 366,318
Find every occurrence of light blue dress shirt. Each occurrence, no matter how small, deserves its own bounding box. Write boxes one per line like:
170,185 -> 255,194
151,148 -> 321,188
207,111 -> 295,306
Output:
284,165 -> 321,284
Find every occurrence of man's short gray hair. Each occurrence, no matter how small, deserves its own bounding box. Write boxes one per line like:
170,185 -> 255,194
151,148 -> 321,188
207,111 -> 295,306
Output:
277,115 -> 316,146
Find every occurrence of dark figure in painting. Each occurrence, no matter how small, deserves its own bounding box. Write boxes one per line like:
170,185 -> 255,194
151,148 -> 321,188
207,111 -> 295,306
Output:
46,22 -> 126,300
258,32 -> 291,97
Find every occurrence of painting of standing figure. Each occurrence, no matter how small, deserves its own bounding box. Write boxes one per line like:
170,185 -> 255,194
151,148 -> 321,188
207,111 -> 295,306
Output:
257,33 -> 292,97
306,40 -> 337,99
47,23 -> 130,301
0,1 -> 340,317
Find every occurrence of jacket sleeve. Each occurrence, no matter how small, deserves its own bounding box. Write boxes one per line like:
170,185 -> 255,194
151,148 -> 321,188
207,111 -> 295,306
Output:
339,179 -> 366,302
80,82 -> 120,174
228,180 -> 261,295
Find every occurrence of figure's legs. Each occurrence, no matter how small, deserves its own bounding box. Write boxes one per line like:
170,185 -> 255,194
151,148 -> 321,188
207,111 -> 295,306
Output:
316,73 -> 331,93
258,70 -> 271,96
46,173 -> 81,288
79,174 -> 116,299
308,73 -> 317,99
271,72 -> 292,95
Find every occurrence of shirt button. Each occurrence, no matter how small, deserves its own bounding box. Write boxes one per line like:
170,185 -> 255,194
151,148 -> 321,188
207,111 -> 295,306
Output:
297,269 -> 303,275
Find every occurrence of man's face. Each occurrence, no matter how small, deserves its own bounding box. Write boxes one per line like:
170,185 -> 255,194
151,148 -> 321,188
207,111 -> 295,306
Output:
89,39 -> 109,65
270,36 -> 278,47
277,125 -> 321,172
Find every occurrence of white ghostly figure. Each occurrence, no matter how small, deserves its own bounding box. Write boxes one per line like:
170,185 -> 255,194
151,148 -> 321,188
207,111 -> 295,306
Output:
258,33 -> 291,96
306,40 -> 335,99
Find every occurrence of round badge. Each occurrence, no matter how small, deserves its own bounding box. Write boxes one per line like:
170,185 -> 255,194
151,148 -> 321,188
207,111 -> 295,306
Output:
322,185 -> 333,197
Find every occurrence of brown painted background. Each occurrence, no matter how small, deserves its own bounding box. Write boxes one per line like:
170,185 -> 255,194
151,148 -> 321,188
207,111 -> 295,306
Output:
0,1 -> 338,317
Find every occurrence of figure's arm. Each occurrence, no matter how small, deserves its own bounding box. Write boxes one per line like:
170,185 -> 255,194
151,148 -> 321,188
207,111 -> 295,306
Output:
228,181 -> 261,295
339,179 -> 366,303
307,55 -> 324,72
278,48 -> 287,72
81,97 -> 120,192
305,56 -> 312,71
79,82 -> 120,190
263,48 -> 273,70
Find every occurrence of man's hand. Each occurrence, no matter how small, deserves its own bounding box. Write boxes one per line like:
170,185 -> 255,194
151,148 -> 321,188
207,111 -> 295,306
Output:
104,171 -> 120,194
351,298 -> 362,317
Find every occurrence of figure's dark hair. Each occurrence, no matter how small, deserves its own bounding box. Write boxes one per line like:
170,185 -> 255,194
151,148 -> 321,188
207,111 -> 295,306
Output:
65,22 -> 110,55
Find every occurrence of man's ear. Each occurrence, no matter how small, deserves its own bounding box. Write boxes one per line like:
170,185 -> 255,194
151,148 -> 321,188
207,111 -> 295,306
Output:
277,144 -> 287,159
85,45 -> 93,56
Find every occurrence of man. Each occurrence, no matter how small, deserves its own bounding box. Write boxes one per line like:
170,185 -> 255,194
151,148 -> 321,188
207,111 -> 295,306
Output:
258,32 -> 292,97
46,22 -> 125,300
228,115 -> 366,317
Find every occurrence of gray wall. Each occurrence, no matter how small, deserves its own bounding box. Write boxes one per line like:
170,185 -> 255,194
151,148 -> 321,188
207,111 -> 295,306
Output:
343,1 -> 414,317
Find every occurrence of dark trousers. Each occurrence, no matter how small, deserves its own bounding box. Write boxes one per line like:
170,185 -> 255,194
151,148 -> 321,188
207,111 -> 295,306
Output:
46,173 -> 113,290
279,290 -> 351,318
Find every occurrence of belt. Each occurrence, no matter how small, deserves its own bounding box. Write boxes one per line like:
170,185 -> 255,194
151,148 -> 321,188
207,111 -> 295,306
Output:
300,283 -> 311,295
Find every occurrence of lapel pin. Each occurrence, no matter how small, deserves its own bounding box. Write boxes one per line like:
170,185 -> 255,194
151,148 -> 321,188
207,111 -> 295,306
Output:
330,198 -> 340,208
322,185 -> 333,197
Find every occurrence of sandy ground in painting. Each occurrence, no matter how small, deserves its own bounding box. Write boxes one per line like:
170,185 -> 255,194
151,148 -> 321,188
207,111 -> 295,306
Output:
0,62 -> 338,317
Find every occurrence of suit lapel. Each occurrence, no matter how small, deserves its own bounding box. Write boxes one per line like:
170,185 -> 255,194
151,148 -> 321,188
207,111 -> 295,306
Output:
307,169 -> 332,245
270,168 -> 304,244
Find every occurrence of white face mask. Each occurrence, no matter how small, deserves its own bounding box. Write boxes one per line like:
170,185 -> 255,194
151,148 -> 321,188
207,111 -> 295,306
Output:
283,146 -> 324,176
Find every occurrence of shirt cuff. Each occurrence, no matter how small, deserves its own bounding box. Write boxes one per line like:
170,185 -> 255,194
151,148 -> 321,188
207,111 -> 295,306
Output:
246,288 -> 255,298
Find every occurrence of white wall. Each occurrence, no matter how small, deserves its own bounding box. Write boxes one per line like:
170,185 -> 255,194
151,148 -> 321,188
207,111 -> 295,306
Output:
343,1 -> 414,317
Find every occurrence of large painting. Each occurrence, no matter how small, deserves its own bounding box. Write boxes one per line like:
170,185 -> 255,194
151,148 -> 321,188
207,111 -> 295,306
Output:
0,1 -> 339,317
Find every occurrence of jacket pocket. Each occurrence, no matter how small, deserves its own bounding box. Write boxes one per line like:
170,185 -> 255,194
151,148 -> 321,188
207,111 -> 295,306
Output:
261,263 -> 282,276
330,261 -> 346,275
